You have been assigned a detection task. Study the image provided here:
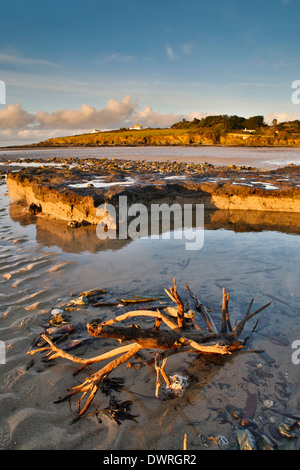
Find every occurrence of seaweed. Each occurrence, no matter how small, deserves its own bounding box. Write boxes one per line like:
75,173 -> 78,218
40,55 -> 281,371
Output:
96,398 -> 138,426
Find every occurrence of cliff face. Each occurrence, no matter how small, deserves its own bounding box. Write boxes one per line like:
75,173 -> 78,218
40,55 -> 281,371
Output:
36,129 -> 300,148
6,172 -> 102,224
38,131 -> 203,147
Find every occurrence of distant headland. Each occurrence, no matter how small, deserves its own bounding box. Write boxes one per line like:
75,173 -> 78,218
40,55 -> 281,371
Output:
2,114 -> 300,149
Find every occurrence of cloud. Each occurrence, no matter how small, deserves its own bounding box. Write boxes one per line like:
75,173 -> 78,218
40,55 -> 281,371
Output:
0,103 -> 35,129
102,53 -> 135,64
0,128 -> 74,146
133,105 -> 209,129
0,53 -> 61,68
0,94 -> 224,146
34,95 -> 206,131
166,42 -> 194,60
0,95 -> 141,133
36,94 -> 138,129
182,42 -> 194,55
166,45 -> 175,60
132,105 -> 182,128
265,111 -> 299,124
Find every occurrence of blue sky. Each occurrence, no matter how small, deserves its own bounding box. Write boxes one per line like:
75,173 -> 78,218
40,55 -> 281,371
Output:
0,0 -> 299,145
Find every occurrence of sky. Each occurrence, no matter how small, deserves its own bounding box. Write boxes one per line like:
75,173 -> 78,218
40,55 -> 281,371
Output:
0,0 -> 300,146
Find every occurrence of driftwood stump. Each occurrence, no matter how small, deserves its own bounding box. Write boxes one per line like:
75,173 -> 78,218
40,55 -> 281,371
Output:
28,279 -> 272,420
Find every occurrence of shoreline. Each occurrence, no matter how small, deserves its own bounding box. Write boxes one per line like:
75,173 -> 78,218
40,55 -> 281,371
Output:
1,143 -> 300,151
1,146 -> 300,172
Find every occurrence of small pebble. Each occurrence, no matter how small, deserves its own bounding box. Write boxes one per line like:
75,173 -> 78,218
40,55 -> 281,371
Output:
263,400 -> 274,408
51,308 -> 64,315
217,435 -> 229,447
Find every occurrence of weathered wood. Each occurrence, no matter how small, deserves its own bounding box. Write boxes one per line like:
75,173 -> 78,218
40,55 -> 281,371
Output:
28,334 -> 135,368
87,323 -> 234,354
185,284 -> 217,332
88,323 -> 179,349
165,278 -> 185,328
221,288 -> 232,333
155,354 -> 170,397
97,309 -> 179,331
54,342 -> 142,418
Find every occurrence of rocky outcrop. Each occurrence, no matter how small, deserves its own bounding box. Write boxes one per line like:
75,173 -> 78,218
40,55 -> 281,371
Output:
6,160 -> 300,226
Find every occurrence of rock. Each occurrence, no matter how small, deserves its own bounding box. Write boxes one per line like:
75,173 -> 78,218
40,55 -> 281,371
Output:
263,400 -> 274,408
28,203 -> 42,215
50,308 -> 64,316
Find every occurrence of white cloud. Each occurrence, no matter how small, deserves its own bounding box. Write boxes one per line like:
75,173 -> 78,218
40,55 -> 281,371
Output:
0,96 -> 141,133
132,105 -> 182,128
0,94 -> 261,146
0,103 -> 35,129
265,111 -> 299,124
0,53 -> 61,68
132,105 -> 209,128
102,53 -> 135,64
0,128 -> 75,146
165,42 -> 194,60
166,45 -> 175,60
182,42 -> 194,55
36,95 -> 138,129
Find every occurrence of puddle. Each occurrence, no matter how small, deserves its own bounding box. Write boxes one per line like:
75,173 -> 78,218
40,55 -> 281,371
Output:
68,176 -> 136,188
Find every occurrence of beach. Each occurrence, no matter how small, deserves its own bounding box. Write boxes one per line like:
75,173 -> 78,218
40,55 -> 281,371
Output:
0,150 -> 300,450
2,0 -> 300,452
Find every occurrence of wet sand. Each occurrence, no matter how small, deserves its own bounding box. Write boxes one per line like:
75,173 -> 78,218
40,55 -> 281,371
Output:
1,155 -> 300,450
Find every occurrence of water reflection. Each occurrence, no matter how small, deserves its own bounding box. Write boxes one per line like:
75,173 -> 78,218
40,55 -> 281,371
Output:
9,199 -> 300,253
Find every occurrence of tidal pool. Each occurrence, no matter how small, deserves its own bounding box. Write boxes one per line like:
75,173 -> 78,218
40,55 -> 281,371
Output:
1,178 -> 300,450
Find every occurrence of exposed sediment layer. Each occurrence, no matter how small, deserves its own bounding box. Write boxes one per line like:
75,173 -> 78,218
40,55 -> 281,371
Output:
6,158 -> 300,225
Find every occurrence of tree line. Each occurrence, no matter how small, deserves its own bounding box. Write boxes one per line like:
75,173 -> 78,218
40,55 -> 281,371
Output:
171,114 -> 300,133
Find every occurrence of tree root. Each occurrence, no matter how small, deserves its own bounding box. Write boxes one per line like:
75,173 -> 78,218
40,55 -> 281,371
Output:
28,280 -> 272,420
